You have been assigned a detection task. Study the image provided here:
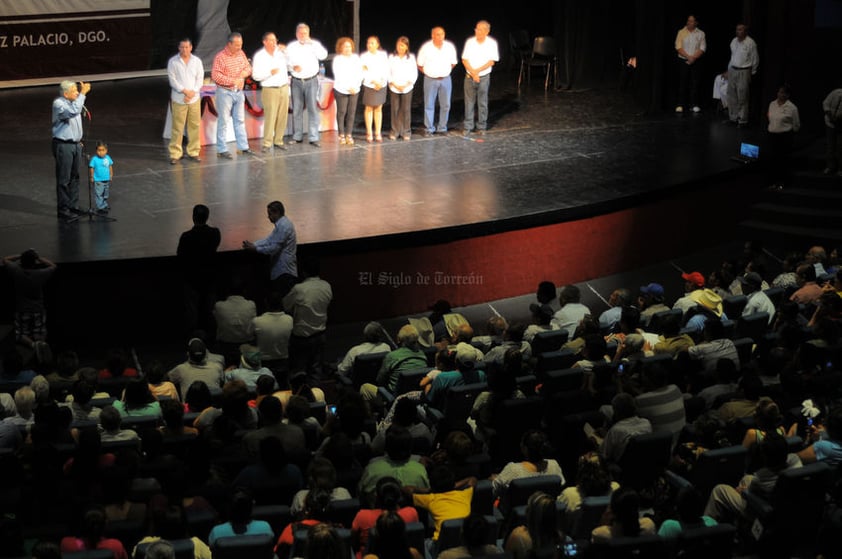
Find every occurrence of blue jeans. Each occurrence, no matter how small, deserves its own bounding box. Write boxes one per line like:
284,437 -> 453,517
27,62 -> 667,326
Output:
215,87 -> 249,153
464,74 -> 491,131
423,75 -> 452,133
94,180 -> 110,210
291,76 -> 320,142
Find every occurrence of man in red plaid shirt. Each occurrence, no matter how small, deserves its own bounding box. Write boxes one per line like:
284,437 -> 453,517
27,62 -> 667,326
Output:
211,32 -> 255,158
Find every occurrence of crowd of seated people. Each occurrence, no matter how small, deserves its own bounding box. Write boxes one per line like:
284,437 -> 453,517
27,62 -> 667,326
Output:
0,240 -> 841,558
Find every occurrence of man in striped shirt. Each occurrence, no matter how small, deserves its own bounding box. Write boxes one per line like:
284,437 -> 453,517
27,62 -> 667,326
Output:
211,32 -> 255,158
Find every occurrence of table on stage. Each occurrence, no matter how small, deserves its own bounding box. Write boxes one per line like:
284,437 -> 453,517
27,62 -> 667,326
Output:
163,78 -> 337,145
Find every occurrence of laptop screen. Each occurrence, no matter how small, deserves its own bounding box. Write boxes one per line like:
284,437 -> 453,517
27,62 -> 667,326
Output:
740,142 -> 760,159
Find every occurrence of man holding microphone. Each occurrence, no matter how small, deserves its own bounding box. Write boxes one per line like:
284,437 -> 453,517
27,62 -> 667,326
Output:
52,80 -> 90,221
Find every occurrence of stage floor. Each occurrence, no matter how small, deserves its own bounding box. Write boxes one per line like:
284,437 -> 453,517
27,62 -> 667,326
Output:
0,73 -> 759,263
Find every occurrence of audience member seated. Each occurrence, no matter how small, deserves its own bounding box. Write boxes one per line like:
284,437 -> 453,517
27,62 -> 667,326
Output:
559,453 -> 619,512
146,361 -> 179,401
638,283 -> 670,327
183,380 -> 213,415
716,374 -> 764,423
242,393 -> 306,459
630,362 -> 685,446
590,487 -> 655,543
359,425 -> 429,507
60,506 -> 129,559
98,348 -> 139,379
599,288 -> 632,333
673,271 -> 705,316
360,325 -> 427,400
159,398 -> 198,437
371,396 -> 433,456
3,385 -> 36,427
208,488 -> 274,546
363,510 -> 423,559
438,514 -> 502,558
684,288 -> 728,336
524,303 -> 554,343
695,359 -> 738,410
740,271 -> 776,323
276,487 -> 333,558
304,523 -> 350,559
66,378 -> 102,422
351,476 -> 419,559
790,263 -> 823,305
483,323 -> 530,365
134,504 -> 212,559
405,464 -> 476,543
426,345 -> 486,411
195,380 -> 257,448
318,391 -> 373,456
320,431 -> 365,495
797,406 -> 842,466
291,457 -> 352,516
551,285 -> 592,340
741,398 -> 792,450
471,349 -> 526,445
168,338 -> 224,399
704,431 -> 801,523
605,306 -> 659,350
471,316 -> 508,352
285,394 -> 322,450
337,322 -> 391,376
46,350 -> 80,384
562,315 -> 601,357
1,348 -> 36,383
491,430 -> 565,514
114,378 -> 163,419
687,318 -> 739,373
427,430 -> 484,481
102,465 -> 148,523
224,344 -> 276,391
505,491 -> 567,559
0,414 -> 22,450
30,399 -> 76,447
596,393 -> 652,465
652,313 -> 694,357
233,435 -> 304,497
99,405 -> 141,445
657,487 -> 716,538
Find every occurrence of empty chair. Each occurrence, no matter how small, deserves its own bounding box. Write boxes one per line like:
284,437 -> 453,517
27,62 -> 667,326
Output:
762,287 -> 785,309
437,515 -> 498,554
566,495 -> 611,540
675,523 -> 737,559
732,337 -> 754,367
666,445 -> 747,498
349,352 -> 389,389
212,534 -> 275,559
505,474 -> 564,515
471,479 -> 495,516
519,36 -> 558,90
531,329 -> 569,355
488,397 -> 544,468
515,374 -> 538,395
617,431 -> 673,491
539,368 -> 584,396
133,538 -> 196,559
534,349 -> 577,377
324,498 -> 361,529
590,534 -> 669,559
509,29 -> 532,68
737,312 -> 770,343
722,295 -> 747,319
427,382 -> 487,431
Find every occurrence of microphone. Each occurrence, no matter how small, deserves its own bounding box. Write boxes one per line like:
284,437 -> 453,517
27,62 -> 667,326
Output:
82,106 -> 91,120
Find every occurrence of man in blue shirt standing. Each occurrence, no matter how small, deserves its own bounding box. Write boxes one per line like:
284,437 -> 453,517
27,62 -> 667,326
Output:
52,80 -> 91,220
243,200 -> 298,296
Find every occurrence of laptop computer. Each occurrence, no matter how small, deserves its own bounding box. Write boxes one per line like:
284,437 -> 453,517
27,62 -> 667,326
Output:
731,142 -> 760,164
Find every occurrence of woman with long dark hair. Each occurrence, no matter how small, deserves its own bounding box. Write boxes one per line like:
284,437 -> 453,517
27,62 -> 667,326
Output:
207,489 -> 273,547
364,511 -> 422,559
591,487 -> 655,543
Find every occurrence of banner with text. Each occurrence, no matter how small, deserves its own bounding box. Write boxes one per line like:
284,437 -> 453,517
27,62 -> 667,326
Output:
0,0 -> 151,84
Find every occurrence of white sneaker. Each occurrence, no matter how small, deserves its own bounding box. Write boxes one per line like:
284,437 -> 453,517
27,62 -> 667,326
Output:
692,106 -> 701,113
675,106 -> 684,113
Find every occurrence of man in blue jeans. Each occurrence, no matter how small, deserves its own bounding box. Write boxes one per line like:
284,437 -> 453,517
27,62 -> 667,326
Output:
417,26 -> 458,136
286,23 -> 328,147
462,21 -> 499,136
211,32 -> 255,158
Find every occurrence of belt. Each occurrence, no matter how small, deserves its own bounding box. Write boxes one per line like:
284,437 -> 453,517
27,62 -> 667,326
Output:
52,138 -> 78,144
730,66 -> 751,70
425,75 -> 449,80
217,85 -> 240,92
293,75 -> 318,82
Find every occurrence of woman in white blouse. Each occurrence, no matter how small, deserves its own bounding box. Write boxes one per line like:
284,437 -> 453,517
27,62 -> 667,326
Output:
388,36 -> 417,141
361,35 -> 389,142
332,37 -> 363,145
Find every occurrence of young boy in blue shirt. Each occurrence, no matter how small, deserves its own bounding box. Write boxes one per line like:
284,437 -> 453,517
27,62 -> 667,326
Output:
88,141 -> 113,213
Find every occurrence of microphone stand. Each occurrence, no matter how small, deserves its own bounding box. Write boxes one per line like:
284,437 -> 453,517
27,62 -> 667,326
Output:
71,105 -> 116,223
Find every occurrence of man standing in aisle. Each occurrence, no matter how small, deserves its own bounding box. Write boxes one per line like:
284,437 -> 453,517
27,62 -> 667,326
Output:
167,38 -> 204,165
417,26 -> 458,137
52,80 -> 91,220
723,23 -> 759,127
462,20 -> 499,136
211,32 -> 255,158
242,200 -> 298,297
252,32 -> 290,153
286,23 -> 328,147
674,15 -> 706,114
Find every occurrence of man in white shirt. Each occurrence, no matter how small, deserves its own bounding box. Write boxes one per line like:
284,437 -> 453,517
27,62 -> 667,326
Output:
417,26 -> 458,136
252,32 -> 289,153
462,20 -> 499,136
286,23 -> 328,146
284,257 -> 333,376
674,15 -> 706,113
723,23 -> 759,127
740,272 -> 775,323
167,38 -> 204,164
337,322 -> 392,376
551,285 -> 592,339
